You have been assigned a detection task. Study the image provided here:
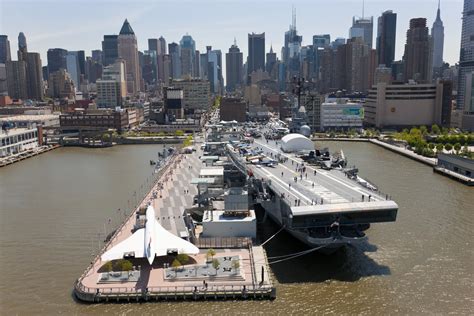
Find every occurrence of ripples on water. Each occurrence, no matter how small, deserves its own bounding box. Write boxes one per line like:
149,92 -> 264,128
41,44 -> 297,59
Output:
0,143 -> 472,315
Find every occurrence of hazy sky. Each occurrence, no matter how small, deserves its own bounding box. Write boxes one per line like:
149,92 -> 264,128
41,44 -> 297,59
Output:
0,0 -> 464,67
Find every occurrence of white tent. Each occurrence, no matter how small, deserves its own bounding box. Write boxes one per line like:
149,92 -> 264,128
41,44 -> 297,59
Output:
280,133 -> 314,153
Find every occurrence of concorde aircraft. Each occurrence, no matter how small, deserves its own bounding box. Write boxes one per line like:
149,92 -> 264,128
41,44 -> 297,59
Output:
101,205 -> 199,265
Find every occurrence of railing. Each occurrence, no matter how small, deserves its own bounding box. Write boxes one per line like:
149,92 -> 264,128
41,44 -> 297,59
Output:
75,282 -> 273,299
75,153 -> 180,286
194,237 -> 252,249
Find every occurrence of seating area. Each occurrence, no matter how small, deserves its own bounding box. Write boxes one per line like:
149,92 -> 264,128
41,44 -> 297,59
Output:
164,255 -> 243,281
98,271 -> 141,283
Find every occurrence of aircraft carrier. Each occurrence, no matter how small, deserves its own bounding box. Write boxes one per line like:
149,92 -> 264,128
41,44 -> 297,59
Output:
207,122 -> 398,252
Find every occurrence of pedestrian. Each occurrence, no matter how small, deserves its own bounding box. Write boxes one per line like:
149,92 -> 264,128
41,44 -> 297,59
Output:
314,170 -> 317,176
281,171 -> 284,177
312,182 -> 315,188
298,199 -> 301,206
305,173 -> 307,179
295,199 -> 297,206
289,183 -> 291,189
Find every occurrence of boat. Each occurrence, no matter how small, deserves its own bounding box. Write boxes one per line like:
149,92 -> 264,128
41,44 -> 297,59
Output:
205,123 -> 398,252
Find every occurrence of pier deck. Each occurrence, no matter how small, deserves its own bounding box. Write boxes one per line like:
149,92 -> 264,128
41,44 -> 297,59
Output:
74,143 -> 275,302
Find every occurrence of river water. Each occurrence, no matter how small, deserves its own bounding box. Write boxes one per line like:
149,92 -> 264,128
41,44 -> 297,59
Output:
0,142 -> 472,315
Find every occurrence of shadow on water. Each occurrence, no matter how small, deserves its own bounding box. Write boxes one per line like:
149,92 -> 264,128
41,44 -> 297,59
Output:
259,214 -> 391,284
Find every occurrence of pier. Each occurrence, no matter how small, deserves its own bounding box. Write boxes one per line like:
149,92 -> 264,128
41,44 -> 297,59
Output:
73,138 -> 275,303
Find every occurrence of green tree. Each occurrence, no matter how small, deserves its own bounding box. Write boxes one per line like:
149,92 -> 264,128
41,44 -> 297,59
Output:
207,248 -> 216,261
454,143 -> 462,154
212,258 -> 220,275
116,259 -> 133,271
431,124 -> 440,135
428,143 -> 435,150
171,259 -> 181,276
175,130 -> 184,136
102,261 -> 113,272
176,253 -> 190,267
231,259 -> 240,272
436,143 -> 444,152
419,126 -> 428,136
445,143 -> 453,152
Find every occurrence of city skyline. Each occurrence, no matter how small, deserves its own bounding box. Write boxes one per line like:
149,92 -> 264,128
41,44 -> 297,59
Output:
0,0 -> 463,69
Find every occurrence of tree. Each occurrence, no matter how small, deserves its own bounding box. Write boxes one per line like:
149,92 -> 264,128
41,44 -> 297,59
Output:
176,253 -> 190,268
116,259 -> 133,271
103,261 -> 113,272
175,130 -> 184,136
212,258 -> 220,275
445,143 -> 453,152
419,126 -> 428,136
171,259 -> 181,276
454,143 -> 462,154
231,259 -> 240,272
436,143 -> 444,152
428,143 -> 435,150
207,248 -> 216,261
431,124 -> 440,135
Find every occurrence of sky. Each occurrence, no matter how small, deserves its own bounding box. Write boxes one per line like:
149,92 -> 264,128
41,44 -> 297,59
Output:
0,0 -> 464,70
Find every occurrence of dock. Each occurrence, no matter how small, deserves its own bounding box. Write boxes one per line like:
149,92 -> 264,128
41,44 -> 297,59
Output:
0,144 -> 59,168
73,139 -> 275,303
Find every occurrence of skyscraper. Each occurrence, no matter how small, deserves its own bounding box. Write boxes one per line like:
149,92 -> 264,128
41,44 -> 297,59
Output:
0,35 -> 11,63
148,38 -> 159,52
265,45 -> 277,79
376,10 -> 397,67
313,35 -> 331,49
91,50 -> 102,63
458,0 -> 474,130
118,19 -> 141,94
17,32 -> 27,61
158,36 -> 167,55
180,34 -> 196,77
403,18 -> 431,82
226,40 -> 243,92
47,48 -> 67,75
247,33 -> 265,80
5,60 -> 27,99
350,17 -> 374,48
283,8 -> 302,80
431,1 -> 445,72
66,52 -> 81,89
168,42 -> 181,79
102,35 -> 118,66
26,53 -> 43,100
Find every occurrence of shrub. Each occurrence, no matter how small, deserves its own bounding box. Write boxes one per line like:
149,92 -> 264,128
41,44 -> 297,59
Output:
103,261 -> 113,272
176,253 -> 190,266
207,248 -> 216,260
175,130 -> 184,136
436,143 -> 444,152
231,259 -> 240,271
431,124 -> 440,135
454,143 -> 462,154
212,258 -> 220,273
115,259 -> 133,271
445,143 -> 453,151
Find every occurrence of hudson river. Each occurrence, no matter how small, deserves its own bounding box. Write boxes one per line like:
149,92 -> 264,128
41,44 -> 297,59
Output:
0,142 -> 472,314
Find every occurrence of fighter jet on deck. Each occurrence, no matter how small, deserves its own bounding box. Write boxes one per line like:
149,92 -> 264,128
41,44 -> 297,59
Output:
101,205 -> 199,265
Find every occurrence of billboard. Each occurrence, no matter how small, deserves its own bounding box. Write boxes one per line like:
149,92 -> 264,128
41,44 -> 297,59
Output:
342,107 -> 364,118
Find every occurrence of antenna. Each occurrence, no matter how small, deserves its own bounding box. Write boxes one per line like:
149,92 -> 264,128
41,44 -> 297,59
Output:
362,0 -> 365,18
234,37 -> 237,46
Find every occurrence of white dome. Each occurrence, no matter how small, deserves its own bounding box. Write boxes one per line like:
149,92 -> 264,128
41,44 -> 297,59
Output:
300,125 -> 311,137
281,133 -> 314,153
